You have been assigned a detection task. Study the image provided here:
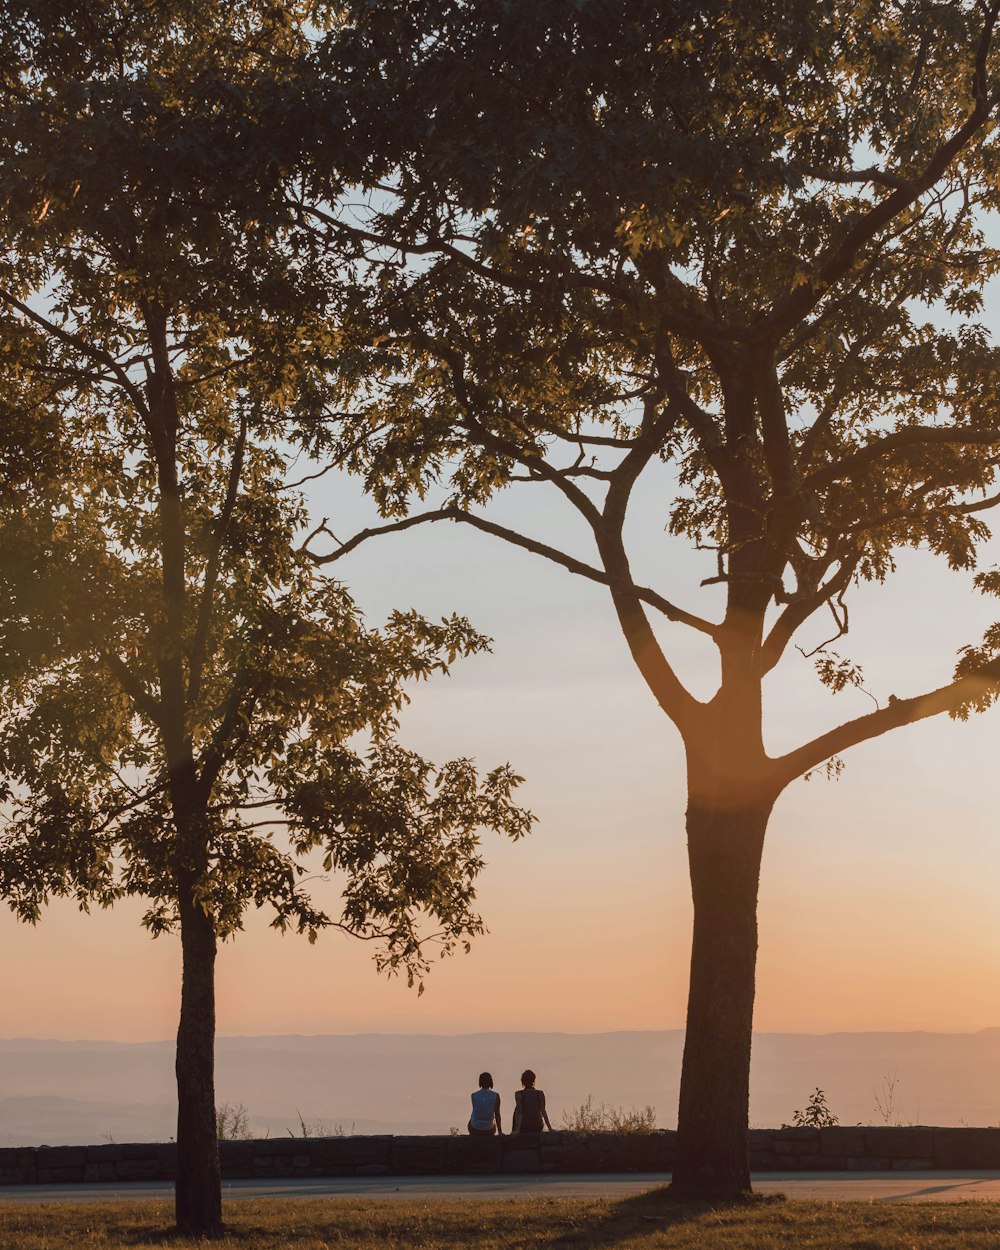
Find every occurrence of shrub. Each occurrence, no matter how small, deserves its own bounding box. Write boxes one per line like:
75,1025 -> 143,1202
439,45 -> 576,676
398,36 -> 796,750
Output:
216,1102 -> 253,1141
559,1094 -> 657,1133
787,1087 -> 839,1129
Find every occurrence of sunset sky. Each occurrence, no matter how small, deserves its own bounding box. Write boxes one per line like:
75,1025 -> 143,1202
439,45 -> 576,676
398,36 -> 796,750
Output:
3,442 -> 1000,1043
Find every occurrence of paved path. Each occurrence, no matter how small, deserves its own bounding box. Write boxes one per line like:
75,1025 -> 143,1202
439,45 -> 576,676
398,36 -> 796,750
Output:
4,1172 -> 1000,1204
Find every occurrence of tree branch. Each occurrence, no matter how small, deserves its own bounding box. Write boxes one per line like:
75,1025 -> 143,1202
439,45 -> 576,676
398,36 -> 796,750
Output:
0,287 -> 151,421
309,505 -> 719,639
800,163 -> 918,192
188,413 -> 248,706
298,199 -> 727,345
102,652 -> 163,727
438,345 -> 605,529
754,352 -> 796,500
596,392 -> 704,729
954,487 -> 1000,514
806,426 -> 1000,491
773,655 -> 1000,786
759,557 -> 858,676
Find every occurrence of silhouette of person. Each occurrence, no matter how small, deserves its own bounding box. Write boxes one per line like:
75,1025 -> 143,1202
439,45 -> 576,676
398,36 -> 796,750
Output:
468,1071 -> 503,1136
512,1068 -> 553,1134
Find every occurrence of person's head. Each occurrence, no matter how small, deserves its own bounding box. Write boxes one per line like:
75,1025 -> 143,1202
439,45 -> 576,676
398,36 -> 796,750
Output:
521,1069 -> 536,1088
478,1072 -> 493,1089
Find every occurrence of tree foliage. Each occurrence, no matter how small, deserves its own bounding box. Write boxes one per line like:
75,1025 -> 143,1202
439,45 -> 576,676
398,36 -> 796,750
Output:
0,0 -> 531,1230
285,0 -> 1000,1199
0,0 -> 532,982
302,0 -> 1000,763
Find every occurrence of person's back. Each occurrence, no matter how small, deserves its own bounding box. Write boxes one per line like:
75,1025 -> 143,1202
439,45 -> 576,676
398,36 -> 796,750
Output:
468,1072 -> 502,1136
513,1068 -> 552,1134
517,1086 -> 544,1133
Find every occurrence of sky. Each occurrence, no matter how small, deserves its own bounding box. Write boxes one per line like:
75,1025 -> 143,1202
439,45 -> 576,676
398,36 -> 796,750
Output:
3,441 -> 1000,1043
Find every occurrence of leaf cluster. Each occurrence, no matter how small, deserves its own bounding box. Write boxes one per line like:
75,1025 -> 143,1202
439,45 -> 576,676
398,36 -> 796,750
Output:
293,0 -> 1000,768
0,0 -> 533,981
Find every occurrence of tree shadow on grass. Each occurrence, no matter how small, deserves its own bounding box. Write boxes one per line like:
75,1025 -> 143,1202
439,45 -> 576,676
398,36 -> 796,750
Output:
535,1186 -> 788,1249
114,1189 -> 790,1248
117,1214 -> 267,1245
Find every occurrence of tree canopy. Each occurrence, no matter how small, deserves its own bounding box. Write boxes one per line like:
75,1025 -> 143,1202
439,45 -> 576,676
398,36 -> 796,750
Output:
289,0 -> 1000,1198
0,0 -> 531,1231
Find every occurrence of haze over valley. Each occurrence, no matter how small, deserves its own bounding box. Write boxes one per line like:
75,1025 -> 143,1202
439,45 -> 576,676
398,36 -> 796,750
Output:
3,1029 -> 1000,1146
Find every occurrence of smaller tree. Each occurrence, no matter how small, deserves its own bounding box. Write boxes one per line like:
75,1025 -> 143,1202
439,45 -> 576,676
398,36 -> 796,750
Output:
0,5 -> 531,1231
0,420 -> 532,1231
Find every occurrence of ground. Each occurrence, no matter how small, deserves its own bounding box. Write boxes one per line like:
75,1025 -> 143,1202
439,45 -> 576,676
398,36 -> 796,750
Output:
3,1194 -> 1000,1248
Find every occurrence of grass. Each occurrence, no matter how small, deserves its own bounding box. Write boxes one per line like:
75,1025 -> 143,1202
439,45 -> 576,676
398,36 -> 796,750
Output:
3,1193 -> 1000,1249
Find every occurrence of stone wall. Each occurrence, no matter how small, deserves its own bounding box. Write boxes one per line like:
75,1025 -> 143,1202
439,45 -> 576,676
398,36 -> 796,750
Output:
749,1126 -> 1000,1171
3,1127 -> 1000,1185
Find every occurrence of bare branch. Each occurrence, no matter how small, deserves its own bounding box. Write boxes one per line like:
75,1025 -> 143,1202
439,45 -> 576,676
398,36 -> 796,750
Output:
283,461 -> 339,491
310,505 -> 719,639
542,425 -> 639,449
954,487 -> 1000,514
796,593 -> 850,659
92,781 -> 169,835
773,655 -> 1000,786
299,515 -> 337,553
438,346 -> 605,529
759,557 -> 858,675
595,438 -> 705,727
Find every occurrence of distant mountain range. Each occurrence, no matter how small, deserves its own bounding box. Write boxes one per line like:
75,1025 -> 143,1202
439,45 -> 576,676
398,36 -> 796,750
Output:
2,1029 -> 1000,1146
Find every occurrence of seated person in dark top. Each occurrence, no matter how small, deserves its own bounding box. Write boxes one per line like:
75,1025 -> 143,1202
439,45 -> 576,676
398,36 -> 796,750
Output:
512,1068 -> 553,1134
468,1071 -> 503,1136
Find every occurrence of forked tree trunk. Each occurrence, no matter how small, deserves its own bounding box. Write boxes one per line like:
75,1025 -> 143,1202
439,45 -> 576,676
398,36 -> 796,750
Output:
669,796 -> 772,1200
174,878 -> 222,1233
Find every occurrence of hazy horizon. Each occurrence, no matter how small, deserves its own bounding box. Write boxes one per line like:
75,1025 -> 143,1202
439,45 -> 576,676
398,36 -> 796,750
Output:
4,1027 -> 1000,1147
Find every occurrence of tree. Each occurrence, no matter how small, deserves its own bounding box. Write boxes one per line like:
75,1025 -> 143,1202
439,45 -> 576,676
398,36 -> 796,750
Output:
0,3 -> 531,1232
294,0 -> 1000,1198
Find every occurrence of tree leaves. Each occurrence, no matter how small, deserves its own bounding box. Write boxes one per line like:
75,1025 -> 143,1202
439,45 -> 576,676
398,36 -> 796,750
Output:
293,0 -> 1000,773
0,0 -> 533,985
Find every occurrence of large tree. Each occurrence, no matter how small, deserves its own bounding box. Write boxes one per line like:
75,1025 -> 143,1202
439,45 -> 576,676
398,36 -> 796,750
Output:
294,0 -> 1000,1198
0,2 -> 530,1233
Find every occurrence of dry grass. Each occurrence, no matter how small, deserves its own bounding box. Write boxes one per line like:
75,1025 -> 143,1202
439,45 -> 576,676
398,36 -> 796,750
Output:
3,1194 -> 1000,1248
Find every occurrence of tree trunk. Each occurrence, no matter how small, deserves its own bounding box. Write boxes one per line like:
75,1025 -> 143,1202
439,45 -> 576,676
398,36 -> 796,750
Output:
669,796 -> 772,1201
174,877 -> 222,1233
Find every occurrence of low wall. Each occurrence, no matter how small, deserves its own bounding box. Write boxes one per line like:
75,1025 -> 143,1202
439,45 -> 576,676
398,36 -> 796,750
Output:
4,1127 -> 1000,1185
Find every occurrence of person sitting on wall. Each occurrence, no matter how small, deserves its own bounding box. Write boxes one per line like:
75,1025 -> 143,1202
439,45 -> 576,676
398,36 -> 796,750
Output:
512,1069 -> 553,1134
468,1071 -> 503,1136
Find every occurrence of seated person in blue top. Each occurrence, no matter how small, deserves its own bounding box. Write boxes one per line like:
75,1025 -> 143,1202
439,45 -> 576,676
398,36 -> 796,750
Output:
512,1069 -> 553,1134
468,1071 -> 503,1136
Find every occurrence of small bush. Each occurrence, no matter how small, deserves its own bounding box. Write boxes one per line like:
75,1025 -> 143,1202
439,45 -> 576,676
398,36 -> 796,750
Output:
787,1087 -> 839,1129
560,1094 -> 657,1133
